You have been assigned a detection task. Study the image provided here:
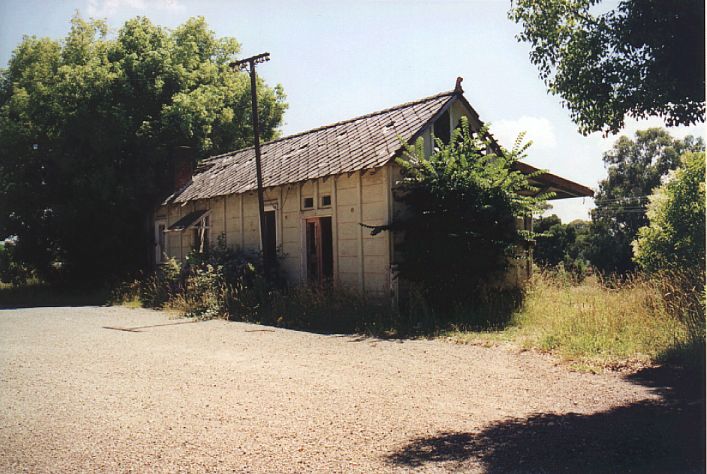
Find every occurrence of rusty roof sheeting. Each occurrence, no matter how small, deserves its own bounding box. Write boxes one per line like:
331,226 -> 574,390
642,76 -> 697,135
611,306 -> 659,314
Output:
165,91 -> 455,204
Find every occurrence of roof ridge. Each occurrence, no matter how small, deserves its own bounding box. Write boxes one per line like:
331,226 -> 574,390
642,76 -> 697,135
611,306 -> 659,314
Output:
204,89 -> 456,163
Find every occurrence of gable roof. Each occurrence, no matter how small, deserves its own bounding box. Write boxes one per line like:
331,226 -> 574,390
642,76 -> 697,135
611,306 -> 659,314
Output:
165,91 -> 455,204
165,88 -> 593,204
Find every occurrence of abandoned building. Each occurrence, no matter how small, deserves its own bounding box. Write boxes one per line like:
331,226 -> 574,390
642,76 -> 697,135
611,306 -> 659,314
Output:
154,82 -> 593,295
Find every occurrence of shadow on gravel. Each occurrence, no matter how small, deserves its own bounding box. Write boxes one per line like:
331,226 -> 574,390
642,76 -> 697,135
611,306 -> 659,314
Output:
386,366 -> 705,473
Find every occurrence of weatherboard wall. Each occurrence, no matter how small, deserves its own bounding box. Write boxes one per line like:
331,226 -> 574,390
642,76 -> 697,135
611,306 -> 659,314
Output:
155,166 -> 393,296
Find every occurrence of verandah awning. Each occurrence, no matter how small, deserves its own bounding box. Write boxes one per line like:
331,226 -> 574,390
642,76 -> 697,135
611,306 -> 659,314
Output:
166,209 -> 209,232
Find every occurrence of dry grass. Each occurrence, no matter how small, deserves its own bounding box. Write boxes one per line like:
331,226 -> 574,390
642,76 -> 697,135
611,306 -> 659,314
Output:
447,271 -> 703,372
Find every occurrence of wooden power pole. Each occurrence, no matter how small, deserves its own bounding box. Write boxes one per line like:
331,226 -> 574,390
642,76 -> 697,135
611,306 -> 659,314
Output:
230,52 -> 272,277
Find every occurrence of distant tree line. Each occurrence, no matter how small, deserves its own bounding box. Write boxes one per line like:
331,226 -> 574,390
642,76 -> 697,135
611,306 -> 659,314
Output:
534,129 -> 705,278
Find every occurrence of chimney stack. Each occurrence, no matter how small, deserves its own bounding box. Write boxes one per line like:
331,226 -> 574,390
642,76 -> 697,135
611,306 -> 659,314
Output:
173,146 -> 194,191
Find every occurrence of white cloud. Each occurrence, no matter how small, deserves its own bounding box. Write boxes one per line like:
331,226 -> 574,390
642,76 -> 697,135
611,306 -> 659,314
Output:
87,0 -> 184,17
543,198 -> 595,223
490,116 -> 557,150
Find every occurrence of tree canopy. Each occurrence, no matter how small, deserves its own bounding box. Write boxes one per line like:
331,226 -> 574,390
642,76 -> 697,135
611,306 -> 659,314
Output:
633,151 -> 705,275
0,15 -> 287,284
586,128 -> 703,274
510,0 -> 705,135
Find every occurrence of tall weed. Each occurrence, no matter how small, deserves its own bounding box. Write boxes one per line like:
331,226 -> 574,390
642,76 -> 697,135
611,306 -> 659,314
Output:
452,269 -> 704,371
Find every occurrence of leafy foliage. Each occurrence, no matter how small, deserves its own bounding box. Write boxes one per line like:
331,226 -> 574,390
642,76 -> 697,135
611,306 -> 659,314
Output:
0,15 -> 287,284
118,238 -> 400,334
633,151 -> 706,276
533,215 -> 591,279
0,240 -> 31,286
510,0 -> 705,135
587,129 -> 703,274
385,118 -> 550,311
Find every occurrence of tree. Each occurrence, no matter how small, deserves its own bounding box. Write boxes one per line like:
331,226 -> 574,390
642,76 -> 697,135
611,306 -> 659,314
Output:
510,0 -> 705,135
633,151 -> 705,275
380,120 -> 549,311
586,129 -> 703,274
0,15 -> 287,284
533,214 -> 591,277
534,214 -> 570,267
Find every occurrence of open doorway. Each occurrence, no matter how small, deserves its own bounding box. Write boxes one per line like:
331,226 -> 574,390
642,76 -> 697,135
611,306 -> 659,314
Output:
264,209 -> 277,268
305,217 -> 333,285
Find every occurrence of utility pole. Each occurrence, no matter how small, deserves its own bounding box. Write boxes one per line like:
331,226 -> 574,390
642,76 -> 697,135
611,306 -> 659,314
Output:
230,52 -> 271,277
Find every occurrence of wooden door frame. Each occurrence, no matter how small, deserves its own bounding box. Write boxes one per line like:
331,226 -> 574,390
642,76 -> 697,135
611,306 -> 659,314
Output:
305,217 -> 324,285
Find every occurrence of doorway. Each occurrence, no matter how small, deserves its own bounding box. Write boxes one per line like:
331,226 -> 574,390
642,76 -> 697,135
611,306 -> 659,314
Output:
264,209 -> 277,268
305,217 -> 333,285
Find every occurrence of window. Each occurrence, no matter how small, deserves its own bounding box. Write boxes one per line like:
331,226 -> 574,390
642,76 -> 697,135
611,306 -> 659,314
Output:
302,197 -> 314,209
192,216 -> 210,253
155,221 -> 166,263
433,109 -> 451,145
320,195 -> 331,207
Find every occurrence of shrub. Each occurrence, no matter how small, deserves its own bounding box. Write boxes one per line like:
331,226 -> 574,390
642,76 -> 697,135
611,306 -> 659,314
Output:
0,240 -> 31,286
634,151 -> 705,277
375,119 -> 549,313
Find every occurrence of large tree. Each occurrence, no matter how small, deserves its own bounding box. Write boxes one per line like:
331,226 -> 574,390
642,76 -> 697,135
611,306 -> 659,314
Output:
586,129 -> 703,274
510,0 -> 705,135
0,15 -> 287,284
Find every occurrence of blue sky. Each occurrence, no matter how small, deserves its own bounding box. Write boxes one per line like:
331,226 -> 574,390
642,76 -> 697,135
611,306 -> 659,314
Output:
1,0 -> 704,221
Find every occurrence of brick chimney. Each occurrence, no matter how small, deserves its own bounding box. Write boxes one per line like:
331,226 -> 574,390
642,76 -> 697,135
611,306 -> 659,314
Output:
173,146 -> 194,191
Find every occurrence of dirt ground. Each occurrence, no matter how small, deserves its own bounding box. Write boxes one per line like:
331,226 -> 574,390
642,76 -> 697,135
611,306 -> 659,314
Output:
0,306 -> 703,473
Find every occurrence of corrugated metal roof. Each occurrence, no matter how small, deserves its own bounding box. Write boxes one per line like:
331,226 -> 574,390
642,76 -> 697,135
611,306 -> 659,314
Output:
165,91 -> 455,204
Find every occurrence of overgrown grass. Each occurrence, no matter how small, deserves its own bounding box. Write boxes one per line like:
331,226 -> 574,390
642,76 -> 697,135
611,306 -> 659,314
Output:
111,250 -> 402,335
447,270 -> 705,372
113,244 -> 704,372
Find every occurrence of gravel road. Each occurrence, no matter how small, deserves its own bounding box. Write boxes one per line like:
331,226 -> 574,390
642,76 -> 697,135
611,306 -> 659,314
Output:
0,306 -> 699,473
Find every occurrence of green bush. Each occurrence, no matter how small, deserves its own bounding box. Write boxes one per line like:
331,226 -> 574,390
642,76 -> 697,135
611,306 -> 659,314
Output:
634,151 -> 705,276
0,241 -> 31,286
375,119 -> 548,313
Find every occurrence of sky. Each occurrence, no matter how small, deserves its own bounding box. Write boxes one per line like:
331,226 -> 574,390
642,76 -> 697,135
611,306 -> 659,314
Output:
1,0 -> 704,222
